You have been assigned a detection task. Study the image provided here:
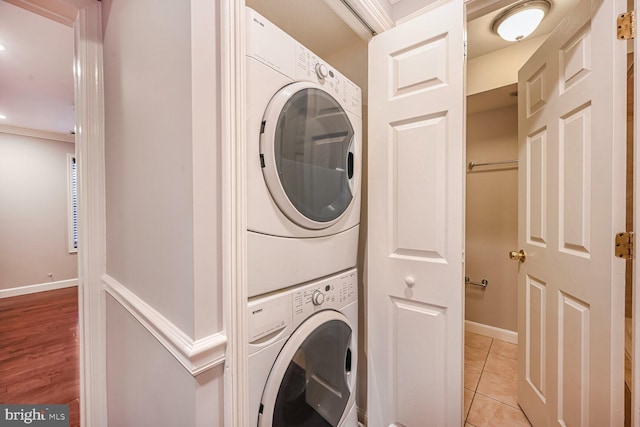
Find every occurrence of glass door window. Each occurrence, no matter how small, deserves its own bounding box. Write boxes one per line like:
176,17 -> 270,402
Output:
272,87 -> 354,223
271,319 -> 353,426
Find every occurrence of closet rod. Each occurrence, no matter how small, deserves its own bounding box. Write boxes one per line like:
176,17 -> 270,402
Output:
468,160 -> 519,170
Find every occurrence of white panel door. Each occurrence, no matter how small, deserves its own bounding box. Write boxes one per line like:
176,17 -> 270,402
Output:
368,0 -> 465,425
517,0 -> 626,424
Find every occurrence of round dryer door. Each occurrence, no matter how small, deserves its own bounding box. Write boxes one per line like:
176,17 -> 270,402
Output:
258,310 -> 356,427
261,82 -> 356,230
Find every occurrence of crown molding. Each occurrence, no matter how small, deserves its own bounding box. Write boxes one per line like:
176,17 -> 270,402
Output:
0,124 -> 75,143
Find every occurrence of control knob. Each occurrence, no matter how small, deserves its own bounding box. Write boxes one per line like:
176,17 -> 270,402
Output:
315,63 -> 329,79
311,290 -> 325,306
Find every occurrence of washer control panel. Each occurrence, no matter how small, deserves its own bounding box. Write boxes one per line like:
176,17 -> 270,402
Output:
248,291 -> 291,344
292,269 -> 357,329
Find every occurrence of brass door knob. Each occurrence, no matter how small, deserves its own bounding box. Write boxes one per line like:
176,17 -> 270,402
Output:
509,249 -> 526,262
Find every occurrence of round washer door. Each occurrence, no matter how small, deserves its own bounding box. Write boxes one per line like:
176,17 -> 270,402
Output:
261,82 -> 357,230
258,310 -> 355,427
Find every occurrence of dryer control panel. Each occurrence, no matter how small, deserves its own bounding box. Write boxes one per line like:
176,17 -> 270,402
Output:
294,43 -> 362,117
246,7 -> 362,118
292,268 -> 357,329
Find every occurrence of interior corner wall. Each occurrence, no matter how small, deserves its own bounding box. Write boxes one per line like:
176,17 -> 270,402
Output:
102,1 -> 226,425
467,34 -> 546,96
105,296 -> 196,426
105,295 -> 225,426
465,104 -> 518,332
324,40 -> 369,105
102,0 -> 195,336
391,0 -> 440,22
0,132 -> 77,290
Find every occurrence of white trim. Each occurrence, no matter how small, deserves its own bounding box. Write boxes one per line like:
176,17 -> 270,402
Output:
0,124 -> 75,143
72,2 -> 108,426
3,0 -> 76,27
102,275 -> 227,376
465,320 -> 518,344
222,1 -> 248,426
345,0 -> 394,32
323,0 -> 374,40
0,278 -> 77,299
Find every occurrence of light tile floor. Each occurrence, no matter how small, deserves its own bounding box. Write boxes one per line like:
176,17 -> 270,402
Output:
464,332 -> 532,427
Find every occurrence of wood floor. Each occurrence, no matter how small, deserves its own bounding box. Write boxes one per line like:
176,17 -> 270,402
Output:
0,287 -> 80,426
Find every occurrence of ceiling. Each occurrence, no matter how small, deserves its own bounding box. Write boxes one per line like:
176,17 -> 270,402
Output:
0,0 -> 74,136
247,0 -> 582,60
0,0 -> 583,136
246,0 -> 365,59
467,0 -> 581,59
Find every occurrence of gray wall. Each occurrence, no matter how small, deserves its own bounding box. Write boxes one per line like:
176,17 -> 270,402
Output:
0,132 -> 77,290
465,104 -> 519,332
103,0 -> 195,336
102,0 -> 224,424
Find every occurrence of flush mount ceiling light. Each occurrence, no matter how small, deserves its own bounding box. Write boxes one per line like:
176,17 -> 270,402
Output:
491,0 -> 551,42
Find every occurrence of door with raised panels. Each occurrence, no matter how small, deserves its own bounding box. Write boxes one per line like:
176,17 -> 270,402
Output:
367,0 -> 465,425
517,0 -> 626,424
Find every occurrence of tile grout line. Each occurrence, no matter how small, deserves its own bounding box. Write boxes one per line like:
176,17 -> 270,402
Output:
465,337 -> 493,423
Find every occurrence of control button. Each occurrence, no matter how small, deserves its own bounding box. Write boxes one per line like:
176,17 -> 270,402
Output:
311,290 -> 325,306
315,63 -> 329,79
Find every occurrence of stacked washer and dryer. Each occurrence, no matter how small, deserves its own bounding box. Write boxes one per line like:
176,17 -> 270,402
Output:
245,7 -> 362,427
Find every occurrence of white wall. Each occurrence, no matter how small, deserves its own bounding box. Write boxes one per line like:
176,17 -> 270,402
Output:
465,104 -> 518,332
106,296 -> 226,425
0,131 -> 77,290
103,0 -> 195,336
106,296 -> 196,426
102,0 -> 224,424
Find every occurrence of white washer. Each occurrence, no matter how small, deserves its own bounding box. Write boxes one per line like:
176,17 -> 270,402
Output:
248,269 -> 358,427
246,8 -> 362,297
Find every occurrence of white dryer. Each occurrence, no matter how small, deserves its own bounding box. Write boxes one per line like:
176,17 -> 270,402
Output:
248,269 -> 358,427
246,8 -> 362,297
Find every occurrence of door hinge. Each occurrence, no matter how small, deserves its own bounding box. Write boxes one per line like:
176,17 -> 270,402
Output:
615,231 -> 635,259
617,11 -> 635,40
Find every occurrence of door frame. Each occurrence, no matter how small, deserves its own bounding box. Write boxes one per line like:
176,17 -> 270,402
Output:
13,0 -> 108,425
633,0 -> 640,424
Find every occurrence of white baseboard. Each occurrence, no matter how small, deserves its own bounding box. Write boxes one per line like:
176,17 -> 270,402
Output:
0,278 -> 78,299
465,320 -> 518,344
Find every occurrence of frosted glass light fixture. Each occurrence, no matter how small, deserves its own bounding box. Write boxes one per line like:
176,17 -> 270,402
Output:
491,0 -> 551,42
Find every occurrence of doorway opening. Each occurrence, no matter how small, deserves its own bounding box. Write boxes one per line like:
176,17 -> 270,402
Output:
0,1 -> 80,424
464,83 -> 522,422
464,1 -> 633,425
